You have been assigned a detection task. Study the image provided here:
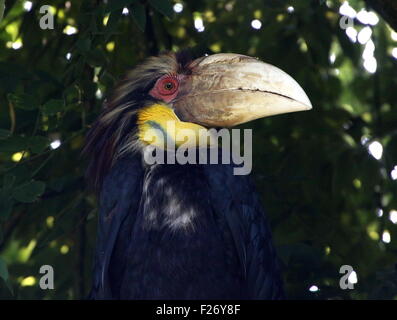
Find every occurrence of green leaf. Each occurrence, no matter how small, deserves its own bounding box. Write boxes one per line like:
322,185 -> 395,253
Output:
0,0 -> 5,23
41,99 -> 65,116
0,176 -> 15,219
131,2 -> 146,32
149,0 -> 174,19
105,10 -> 123,37
7,93 -> 39,110
13,180 -> 46,203
0,191 -> 14,220
76,38 -> 92,53
0,136 -> 27,153
3,174 -> 16,190
48,175 -> 77,192
0,257 -> 13,294
86,49 -> 107,67
7,165 -> 31,185
0,257 -> 9,283
0,129 -> 11,139
28,136 -> 50,154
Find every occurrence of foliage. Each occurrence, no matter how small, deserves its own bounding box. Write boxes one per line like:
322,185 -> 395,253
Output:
0,0 -> 396,299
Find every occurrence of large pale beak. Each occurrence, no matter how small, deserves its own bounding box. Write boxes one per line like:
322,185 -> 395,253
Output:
173,53 -> 312,127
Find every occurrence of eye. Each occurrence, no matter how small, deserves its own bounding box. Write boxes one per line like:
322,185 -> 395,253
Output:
157,77 -> 179,96
164,82 -> 174,90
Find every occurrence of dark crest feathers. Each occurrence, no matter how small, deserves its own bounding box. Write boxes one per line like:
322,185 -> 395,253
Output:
82,51 -> 194,192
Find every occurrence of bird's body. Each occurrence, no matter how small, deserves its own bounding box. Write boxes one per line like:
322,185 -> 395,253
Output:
84,51 -> 311,300
91,153 -> 283,299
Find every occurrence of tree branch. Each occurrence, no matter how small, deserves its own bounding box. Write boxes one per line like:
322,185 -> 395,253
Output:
366,0 -> 397,32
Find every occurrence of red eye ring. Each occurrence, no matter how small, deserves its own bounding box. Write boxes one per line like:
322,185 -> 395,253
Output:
157,77 -> 179,96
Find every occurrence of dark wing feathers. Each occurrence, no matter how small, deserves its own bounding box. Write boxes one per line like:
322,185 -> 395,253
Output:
204,161 -> 284,299
90,156 -> 144,299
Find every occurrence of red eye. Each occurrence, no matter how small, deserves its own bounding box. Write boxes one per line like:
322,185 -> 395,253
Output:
157,77 -> 179,96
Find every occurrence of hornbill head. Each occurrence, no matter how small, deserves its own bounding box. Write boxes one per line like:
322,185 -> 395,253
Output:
84,51 -> 312,189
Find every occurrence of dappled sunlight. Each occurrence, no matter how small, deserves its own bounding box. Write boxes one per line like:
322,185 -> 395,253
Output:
251,19 -> 262,30
363,57 -> 377,73
173,3 -> 183,13
194,16 -> 205,32
358,26 -> 372,44
50,139 -> 61,150
0,0 -> 396,301
391,30 -> 397,41
11,40 -> 22,50
348,271 -> 358,284
309,285 -> 319,292
389,210 -> 397,224
339,1 -> 356,18
392,48 -> 397,59
339,2 -> 381,73
382,230 -> 391,244
46,216 -> 55,228
391,166 -> 397,180
362,39 -> 375,60
23,1 -> 33,12
11,152 -> 23,162
60,245 -> 69,255
356,10 -> 379,26
63,25 -> 78,36
20,276 -> 36,287
329,52 -> 336,64
287,6 -> 294,13
106,41 -> 115,52
345,27 -> 358,43
95,88 -> 103,99
7,39 -> 23,50
368,141 -> 383,160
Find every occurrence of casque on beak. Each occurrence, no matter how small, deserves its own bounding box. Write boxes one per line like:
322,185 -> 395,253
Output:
173,53 -> 312,127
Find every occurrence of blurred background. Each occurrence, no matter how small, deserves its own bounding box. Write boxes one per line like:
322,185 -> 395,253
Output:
0,0 -> 396,299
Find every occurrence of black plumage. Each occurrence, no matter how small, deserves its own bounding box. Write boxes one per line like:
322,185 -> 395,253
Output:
85,51 -> 285,299
90,153 -> 284,299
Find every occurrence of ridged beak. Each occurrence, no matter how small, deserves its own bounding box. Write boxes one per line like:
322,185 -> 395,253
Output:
173,53 -> 312,127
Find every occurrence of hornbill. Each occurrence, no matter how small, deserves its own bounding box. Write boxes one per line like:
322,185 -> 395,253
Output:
84,51 -> 312,299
